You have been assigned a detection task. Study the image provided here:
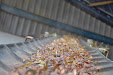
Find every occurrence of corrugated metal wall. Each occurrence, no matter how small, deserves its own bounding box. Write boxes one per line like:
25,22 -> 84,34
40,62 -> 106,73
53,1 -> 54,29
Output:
0,0 -> 112,38
0,0 -> 72,37
0,0 -> 113,59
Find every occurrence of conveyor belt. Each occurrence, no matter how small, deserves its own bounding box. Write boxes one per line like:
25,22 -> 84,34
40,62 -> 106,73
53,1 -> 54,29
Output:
80,39 -> 113,75
0,36 -> 59,74
0,36 -> 113,75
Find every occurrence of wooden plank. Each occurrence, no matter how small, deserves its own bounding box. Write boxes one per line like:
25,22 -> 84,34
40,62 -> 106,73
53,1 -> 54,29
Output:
85,0 -> 113,17
89,1 -> 113,7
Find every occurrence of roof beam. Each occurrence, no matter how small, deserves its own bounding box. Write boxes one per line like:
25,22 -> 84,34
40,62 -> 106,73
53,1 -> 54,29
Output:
65,0 -> 113,27
84,0 -> 113,17
89,1 -> 113,7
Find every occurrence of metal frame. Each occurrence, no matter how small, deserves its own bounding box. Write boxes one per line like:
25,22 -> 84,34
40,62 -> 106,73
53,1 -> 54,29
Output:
65,0 -> 113,27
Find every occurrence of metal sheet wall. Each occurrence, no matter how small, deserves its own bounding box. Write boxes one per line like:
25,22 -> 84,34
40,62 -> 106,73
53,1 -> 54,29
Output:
0,0 -> 112,38
0,0 -> 113,59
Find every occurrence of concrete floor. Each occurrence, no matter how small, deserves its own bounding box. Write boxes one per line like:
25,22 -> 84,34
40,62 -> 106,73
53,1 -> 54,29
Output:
0,31 -> 24,44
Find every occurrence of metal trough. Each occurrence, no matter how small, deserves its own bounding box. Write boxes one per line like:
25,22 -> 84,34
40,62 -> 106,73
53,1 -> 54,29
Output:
0,36 -> 112,74
0,36 -> 59,74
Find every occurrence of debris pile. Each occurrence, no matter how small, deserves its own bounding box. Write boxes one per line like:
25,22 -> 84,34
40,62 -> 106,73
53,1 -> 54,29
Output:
11,35 -> 97,75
